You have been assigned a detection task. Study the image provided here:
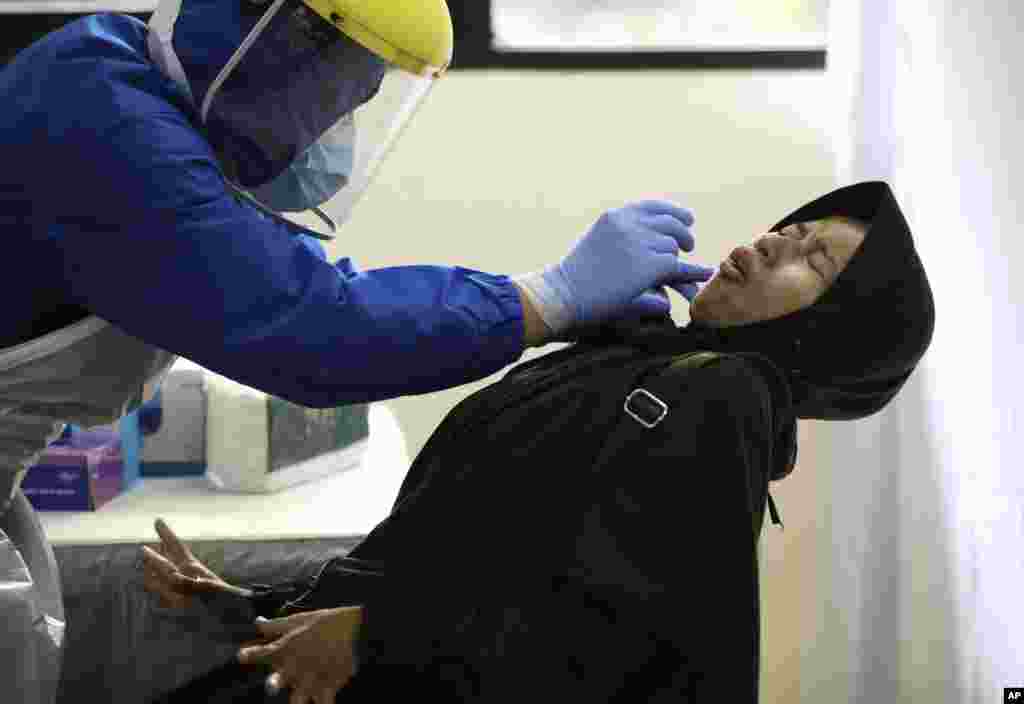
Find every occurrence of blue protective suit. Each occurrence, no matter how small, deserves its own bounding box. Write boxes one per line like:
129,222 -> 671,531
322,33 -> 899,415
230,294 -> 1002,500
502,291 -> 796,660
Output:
0,14 -> 526,407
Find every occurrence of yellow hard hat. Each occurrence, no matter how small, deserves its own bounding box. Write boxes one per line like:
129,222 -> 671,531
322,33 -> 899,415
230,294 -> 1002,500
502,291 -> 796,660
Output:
301,0 -> 454,77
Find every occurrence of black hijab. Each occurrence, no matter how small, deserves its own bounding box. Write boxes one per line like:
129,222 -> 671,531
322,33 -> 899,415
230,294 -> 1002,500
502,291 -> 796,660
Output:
580,181 -> 936,482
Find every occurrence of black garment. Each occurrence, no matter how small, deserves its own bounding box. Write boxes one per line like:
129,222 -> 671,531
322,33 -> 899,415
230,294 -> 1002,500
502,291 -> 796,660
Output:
157,348 -> 780,703
685,181 -> 936,423
157,181 -> 936,703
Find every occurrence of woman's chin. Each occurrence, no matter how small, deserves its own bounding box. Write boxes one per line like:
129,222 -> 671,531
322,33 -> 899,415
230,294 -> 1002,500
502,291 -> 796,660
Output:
689,294 -> 742,329
688,296 -> 715,326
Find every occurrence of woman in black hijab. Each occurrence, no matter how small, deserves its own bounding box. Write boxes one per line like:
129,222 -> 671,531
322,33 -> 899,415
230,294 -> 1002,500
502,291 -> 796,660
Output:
690,180 -> 935,423
144,181 -> 935,703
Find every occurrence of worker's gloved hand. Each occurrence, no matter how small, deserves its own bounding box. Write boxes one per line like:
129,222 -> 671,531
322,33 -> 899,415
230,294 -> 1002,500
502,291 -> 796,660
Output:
515,201 -> 716,339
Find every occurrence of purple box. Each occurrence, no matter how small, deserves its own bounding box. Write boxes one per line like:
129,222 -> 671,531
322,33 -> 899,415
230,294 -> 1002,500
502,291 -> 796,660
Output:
23,428 -> 126,511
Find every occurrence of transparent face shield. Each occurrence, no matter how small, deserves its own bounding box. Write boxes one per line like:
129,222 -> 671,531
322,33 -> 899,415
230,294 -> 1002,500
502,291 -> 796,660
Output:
203,0 -> 440,239
271,65 -> 435,237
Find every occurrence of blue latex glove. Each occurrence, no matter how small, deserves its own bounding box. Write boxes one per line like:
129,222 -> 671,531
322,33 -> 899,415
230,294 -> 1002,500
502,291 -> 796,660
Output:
516,201 -> 716,336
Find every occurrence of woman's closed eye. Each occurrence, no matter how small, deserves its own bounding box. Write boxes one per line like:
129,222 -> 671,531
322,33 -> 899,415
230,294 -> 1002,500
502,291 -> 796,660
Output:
755,232 -> 823,276
808,247 -> 829,280
785,225 -> 834,280
807,239 -> 839,280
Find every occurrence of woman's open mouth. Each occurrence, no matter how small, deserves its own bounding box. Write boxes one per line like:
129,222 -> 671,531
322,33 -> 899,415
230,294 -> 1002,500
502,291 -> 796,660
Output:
723,246 -> 760,283
721,257 -> 744,282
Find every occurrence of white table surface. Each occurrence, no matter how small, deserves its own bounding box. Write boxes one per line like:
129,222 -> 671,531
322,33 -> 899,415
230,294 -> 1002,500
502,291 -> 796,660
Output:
39,403 -> 410,546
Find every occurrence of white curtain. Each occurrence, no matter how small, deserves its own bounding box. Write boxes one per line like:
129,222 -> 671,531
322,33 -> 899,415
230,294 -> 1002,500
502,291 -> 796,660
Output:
796,0 -> 1024,701
790,1 -> 1024,704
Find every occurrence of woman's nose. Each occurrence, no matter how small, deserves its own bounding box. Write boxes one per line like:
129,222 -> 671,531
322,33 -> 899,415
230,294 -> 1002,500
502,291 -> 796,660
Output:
758,232 -> 804,260
753,234 -> 781,262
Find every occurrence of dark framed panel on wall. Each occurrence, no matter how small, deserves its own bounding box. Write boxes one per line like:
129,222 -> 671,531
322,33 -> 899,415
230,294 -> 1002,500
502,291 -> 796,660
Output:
0,1 -> 828,70
447,0 -> 827,70
0,11 -> 152,64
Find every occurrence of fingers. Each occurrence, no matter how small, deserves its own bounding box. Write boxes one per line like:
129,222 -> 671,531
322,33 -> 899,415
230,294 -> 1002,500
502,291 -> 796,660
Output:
260,611 -> 326,635
154,517 -> 192,564
262,672 -> 342,704
627,288 -> 672,318
142,568 -> 186,608
141,545 -> 183,583
647,234 -> 681,256
140,545 -> 223,604
141,544 -> 173,570
648,254 -> 712,289
265,671 -> 286,698
238,642 -> 277,665
290,684 -> 308,704
667,260 -> 716,283
289,678 -> 332,704
667,281 -> 699,303
631,200 -> 696,227
141,545 -> 193,589
240,621 -> 276,650
141,565 -> 188,609
661,261 -> 714,302
239,614 -> 318,663
240,636 -> 276,650
638,214 -> 695,252
315,685 -> 340,704
625,273 -> 706,314
276,672 -> 347,704
241,609 -> 358,703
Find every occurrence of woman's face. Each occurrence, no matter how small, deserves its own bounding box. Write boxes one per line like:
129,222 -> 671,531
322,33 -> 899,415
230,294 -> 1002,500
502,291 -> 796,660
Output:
689,217 -> 867,328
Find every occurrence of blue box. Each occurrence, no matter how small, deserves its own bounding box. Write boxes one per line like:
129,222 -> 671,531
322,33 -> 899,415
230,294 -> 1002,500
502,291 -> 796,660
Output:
119,409 -> 142,490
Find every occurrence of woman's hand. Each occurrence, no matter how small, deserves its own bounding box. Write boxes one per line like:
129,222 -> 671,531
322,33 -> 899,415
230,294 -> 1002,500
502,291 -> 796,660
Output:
237,606 -> 364,704
140,517 -> 253,608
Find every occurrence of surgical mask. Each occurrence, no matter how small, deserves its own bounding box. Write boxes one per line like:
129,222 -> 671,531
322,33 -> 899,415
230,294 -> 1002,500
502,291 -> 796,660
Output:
249,112 -> 356,213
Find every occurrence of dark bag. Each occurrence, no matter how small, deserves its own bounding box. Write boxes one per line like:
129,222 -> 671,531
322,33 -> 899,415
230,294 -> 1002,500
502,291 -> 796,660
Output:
368,317 -> 784,559
156,319 -> 786,703
270,318 -> 787,620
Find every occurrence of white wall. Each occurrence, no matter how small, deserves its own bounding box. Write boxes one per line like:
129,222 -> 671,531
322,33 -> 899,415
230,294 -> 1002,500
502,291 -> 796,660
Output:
800,1 -> 1024,702
325,67 -> 837,704
328,68 -> 836,461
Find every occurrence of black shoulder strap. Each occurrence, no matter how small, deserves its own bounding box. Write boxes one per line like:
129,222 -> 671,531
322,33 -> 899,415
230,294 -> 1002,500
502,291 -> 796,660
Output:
630,349 -> 786,531
582,317 -> 788,529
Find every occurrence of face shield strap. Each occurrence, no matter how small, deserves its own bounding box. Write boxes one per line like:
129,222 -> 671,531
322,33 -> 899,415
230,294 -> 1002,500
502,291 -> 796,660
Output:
146,0 -> 196,107
307,206 -> 336,238
227,183 -> 337,241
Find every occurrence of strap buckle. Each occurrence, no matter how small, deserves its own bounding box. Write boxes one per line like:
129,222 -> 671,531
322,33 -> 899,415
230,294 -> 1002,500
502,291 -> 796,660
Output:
624,388 -> 669,429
